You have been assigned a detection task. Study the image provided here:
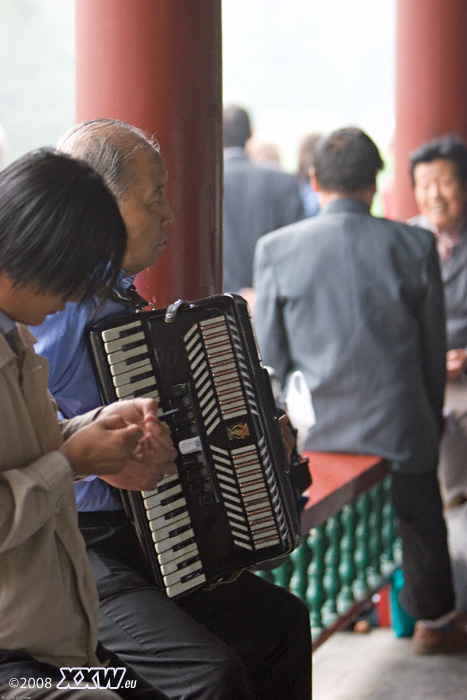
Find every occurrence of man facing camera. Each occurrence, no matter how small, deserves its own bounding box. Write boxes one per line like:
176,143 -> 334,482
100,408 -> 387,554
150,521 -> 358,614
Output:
408,135 -> 467,511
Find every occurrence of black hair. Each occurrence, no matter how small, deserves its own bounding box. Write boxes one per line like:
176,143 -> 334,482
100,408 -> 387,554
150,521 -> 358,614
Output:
223,106 -> 252,148
314,127 -> 384,193
409,134 -> 467,186
0,148 -> 126,301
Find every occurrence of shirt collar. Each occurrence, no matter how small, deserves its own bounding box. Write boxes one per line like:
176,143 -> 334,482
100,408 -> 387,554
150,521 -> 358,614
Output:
0,308 -> 16,337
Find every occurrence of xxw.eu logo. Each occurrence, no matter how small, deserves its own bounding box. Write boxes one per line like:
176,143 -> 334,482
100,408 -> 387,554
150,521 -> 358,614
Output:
57,667 -> 129,690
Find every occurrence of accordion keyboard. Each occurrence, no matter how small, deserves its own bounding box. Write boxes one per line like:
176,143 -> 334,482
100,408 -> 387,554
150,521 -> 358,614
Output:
89,294 -> 300,597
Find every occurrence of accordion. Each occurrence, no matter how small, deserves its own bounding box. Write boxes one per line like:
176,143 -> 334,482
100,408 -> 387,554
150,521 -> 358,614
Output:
88,293 -> 301,598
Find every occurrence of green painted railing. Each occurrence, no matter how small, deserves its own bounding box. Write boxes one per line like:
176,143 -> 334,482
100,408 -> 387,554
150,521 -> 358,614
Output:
257,455 -> 402,649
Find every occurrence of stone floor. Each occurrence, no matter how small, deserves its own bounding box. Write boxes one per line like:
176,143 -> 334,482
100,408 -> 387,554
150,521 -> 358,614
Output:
312,500 -> 467,700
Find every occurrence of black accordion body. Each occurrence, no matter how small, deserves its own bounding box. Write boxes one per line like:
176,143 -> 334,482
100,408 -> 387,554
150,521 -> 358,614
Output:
88,294 -> 301,598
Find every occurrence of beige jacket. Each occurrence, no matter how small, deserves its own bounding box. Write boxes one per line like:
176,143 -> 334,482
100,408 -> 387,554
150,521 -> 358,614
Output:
0,324 -> 102,668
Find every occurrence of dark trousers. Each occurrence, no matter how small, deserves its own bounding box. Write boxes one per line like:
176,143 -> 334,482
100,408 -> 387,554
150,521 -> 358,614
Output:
0,646 -> 169,700
392,469 -> 455,620
78,511 -> 312,700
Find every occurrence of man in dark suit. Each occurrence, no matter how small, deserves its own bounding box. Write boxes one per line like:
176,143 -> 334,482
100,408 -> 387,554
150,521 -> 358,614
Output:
222,105 -> 303,302
253,126 -> 467,654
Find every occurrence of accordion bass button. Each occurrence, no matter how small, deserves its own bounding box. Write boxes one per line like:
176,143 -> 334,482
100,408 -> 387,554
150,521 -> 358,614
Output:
178,436 -> 202,455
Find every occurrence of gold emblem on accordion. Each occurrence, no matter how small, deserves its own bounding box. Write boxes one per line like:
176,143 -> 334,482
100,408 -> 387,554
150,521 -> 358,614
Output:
226,422 -> 250,441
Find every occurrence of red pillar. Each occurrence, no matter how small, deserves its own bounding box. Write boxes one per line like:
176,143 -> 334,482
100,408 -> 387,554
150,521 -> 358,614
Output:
394,0 -> 467,221
75,0 -> 223,308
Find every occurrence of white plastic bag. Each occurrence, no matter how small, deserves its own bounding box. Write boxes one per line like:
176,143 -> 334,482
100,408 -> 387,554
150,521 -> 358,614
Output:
285,370 -> 316,453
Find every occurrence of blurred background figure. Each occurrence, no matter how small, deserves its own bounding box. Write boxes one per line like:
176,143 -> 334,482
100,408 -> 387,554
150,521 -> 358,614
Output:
296,132 -> 322,218
409,134 -> 467,510
222,104 -> 304,309
246,139 -> 283,169
381,135 -> 396,219
0,124 -> 9,169
254,126 -> 467,655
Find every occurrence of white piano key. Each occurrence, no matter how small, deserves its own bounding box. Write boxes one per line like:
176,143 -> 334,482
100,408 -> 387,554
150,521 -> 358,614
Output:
110,356 -> 152,377
154,524 -> 194,553
104,330 -> 146,353
142,473 -> 180,500
136,388 -> 160,400
160,549 -> 200,576
166,571 -> 206,598
148,508 -> 190,533
101,321 -> 142,342
107,344 -> 149,365
111,360 -> 153,386
148,510 -> 190,536
163,560 -> 203,587
116,375 -> 157,398
145,496 -> 187,519
158,540 -> 198,566
144,483 -> 183,509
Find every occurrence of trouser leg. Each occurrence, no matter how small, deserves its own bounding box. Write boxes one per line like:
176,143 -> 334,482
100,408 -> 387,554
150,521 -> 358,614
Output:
96,571 -> 249,700
180,571 -> 312,700
80,519 -> 249,700
79,512 -> 310,700
392,470 -> 455,620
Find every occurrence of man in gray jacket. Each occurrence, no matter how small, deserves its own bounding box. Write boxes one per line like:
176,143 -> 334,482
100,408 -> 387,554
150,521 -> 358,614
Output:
253,126 -> 467,654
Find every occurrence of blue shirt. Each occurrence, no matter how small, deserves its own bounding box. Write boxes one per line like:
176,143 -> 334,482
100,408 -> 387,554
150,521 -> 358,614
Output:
32,274 -> 138,511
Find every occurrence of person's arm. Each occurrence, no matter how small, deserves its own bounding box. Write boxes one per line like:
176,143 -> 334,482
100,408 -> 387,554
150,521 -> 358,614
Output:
61,397 -> 178,489
418,237 -> 447,436
0,408 -> 141,554
253,236 -> 292,387
34,299 -> 180,491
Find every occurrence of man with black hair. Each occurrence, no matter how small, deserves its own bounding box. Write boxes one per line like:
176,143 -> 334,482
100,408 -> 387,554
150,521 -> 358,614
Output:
254,126 -> 467,655
0,148 -> 177,699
